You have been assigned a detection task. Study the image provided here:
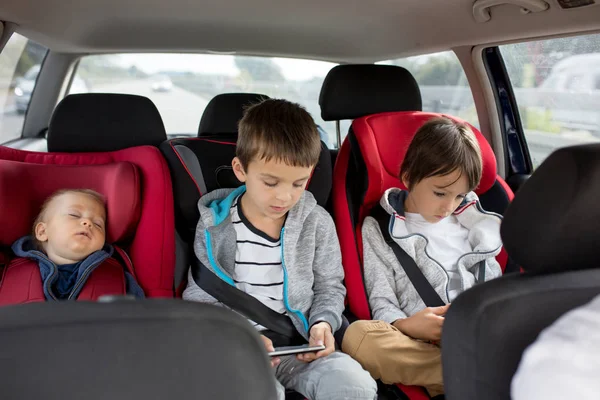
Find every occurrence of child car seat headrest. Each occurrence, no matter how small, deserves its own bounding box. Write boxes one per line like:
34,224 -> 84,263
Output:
501,144 -> 600,274
198,93 -> 270,137
48,94 -> 167,152
0,160 -> 141,246
352,111 -> 497,205
319,64 -> 422,121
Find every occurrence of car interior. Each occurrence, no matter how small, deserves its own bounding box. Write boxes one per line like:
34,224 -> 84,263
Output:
1,0 -> 600,398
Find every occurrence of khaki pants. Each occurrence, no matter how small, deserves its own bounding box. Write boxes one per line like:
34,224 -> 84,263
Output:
342,320 -> 444,397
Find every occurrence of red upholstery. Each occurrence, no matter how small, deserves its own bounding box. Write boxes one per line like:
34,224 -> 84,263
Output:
0,257 -> 126,305
0,145 -> 175,298
0,159 -> 140,246
334,111 -> 514,320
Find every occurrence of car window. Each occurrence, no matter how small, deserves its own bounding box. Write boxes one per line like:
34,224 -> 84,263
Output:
70,54 -> 339,148
379,51 -> 479,128
499,33 -> 600,168
0,33 -> 47,144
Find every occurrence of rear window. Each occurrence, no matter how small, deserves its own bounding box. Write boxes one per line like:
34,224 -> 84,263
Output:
71,54 -> 338,147
380,51 -> 478,127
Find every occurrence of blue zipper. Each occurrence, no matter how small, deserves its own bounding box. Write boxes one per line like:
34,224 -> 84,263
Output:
280,228 -> 309,333
204,229 -> 235,285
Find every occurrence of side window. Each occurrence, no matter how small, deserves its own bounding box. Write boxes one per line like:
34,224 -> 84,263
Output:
381,51 -> 479,128
0,33 -> 47,143
499,34 -> 600,168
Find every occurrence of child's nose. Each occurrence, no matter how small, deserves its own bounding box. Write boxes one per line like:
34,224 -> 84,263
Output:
276,190 -> 292,202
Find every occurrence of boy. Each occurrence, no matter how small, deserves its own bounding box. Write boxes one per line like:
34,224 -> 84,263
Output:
342,117 -> 503,397
183,99 -> 377,400
11,189 -> 144,300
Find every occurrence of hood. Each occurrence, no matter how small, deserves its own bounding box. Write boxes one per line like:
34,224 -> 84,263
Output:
197,185 -> 318,231
11,235 -> 114,264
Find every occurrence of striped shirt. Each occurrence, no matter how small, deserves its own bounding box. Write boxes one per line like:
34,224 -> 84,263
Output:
231,195 -> 286,330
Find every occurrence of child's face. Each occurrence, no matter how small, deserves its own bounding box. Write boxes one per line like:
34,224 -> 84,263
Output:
403,169 -> 470,223
232,156 -> 313,222
35,193 -> 106,265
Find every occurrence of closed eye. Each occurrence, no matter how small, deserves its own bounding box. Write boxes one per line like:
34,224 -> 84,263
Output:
434,191 -> 445,197
264,181 -> 277,188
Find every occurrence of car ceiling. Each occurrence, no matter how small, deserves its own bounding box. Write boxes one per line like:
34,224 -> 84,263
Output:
1,0 -> 600,62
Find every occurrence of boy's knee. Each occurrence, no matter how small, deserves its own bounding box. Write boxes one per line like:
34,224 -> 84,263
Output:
342,320 -> 390,357
315,358 -> 378,400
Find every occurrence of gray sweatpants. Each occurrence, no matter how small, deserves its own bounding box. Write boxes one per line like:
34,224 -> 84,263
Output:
274,351 -> 377,400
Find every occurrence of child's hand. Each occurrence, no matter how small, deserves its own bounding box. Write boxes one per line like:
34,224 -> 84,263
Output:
260,334 -> 281,368
297,322 -> 335,363
393,304 -> 450,341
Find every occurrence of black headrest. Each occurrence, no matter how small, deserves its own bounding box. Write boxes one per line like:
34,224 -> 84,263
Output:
501,144 -> 600,274
48,94 -> 167,152
319,64 -> 422,121
198,93 -> 270,136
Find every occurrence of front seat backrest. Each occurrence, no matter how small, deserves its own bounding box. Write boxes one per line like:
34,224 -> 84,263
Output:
0,300 -> 277,399
442,143 -> 600,400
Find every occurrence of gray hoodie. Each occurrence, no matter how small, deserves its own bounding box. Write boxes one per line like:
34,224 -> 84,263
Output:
182,186 -> 346,339
363,188 -> 503,323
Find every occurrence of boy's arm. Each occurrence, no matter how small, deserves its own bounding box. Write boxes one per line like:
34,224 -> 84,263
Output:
362,217 -> 407,323
307,211 -> 346,333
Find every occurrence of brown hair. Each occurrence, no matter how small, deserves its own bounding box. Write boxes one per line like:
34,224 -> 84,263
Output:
32,189 -> 106,249
400,117 -> 482,192
237,99 -> 321,170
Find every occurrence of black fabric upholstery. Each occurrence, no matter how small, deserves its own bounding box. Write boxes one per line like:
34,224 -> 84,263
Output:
501,144 -> 600,274
48,94 -> 167,152
161,138 -> 332,242
478,179 -> 511,215
0,300 -> 277,400
198,93 -> 270,136
319,64 -> 422,121
443,270 -> 600,400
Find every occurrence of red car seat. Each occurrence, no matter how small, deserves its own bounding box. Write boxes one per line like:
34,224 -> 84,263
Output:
0,93 -> 175,298
320,64 -> 515,399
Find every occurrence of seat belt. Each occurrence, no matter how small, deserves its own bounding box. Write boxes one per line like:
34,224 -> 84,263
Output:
370,205 -> 487,307
191,257 -> 304,342
370,204 -> 446,307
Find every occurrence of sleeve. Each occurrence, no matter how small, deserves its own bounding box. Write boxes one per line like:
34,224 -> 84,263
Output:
362,217 -> 407,323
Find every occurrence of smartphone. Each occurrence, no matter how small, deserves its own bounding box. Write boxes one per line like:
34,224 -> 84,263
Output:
268,344 -> 326,357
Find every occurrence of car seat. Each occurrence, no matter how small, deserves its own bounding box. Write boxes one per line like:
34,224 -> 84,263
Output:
319,64 -> 516,399
0,93 -> 175,298
442,143 -> 600,400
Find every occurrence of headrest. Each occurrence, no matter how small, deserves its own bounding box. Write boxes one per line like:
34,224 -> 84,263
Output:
198,93 -> 270,136
353,111 -> 497,201
48,94 -> 167,152
319,64 -> 422,121
501,144 -> 600,274
0,160 -> 141,246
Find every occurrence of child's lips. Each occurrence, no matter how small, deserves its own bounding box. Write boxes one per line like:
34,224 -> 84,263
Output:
76,231 -> 91,239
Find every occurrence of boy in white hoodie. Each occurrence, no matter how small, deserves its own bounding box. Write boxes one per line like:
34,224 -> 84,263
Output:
342,117 -> 503,397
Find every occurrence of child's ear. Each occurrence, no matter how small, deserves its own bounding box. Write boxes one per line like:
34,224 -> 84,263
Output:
232,157 -> 247,183
34,222 -> 48,242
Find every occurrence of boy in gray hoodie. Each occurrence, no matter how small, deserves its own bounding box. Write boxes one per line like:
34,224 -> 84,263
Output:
342,117 -> 503,397
183,99 -> 377,400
